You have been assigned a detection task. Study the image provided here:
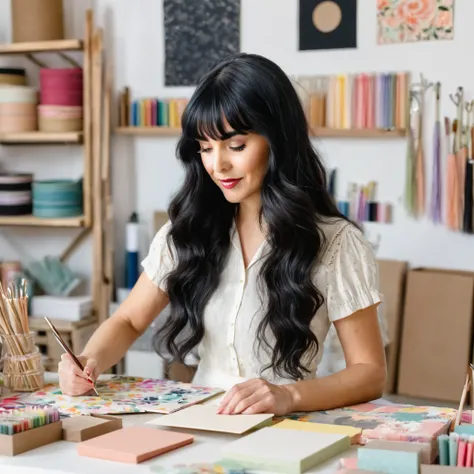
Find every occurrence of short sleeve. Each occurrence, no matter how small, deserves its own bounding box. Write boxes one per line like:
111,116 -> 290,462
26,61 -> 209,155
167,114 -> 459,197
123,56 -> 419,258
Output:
141,220 -> 174,292
326,224 -> 382,322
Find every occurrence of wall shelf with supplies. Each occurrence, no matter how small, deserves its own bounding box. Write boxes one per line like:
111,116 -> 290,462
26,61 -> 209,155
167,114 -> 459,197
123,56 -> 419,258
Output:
115,126 -> 407,139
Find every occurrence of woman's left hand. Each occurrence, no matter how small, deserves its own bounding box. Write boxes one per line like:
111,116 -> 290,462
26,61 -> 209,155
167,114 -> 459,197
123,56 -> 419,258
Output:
217,378 -> 295,416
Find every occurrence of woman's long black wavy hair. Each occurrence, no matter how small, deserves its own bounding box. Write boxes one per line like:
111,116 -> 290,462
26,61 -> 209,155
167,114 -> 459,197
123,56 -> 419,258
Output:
153,53 -> 348,380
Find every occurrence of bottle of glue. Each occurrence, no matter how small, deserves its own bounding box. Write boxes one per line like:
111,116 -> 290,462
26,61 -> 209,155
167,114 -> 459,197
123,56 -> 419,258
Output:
125,212 -> 140,289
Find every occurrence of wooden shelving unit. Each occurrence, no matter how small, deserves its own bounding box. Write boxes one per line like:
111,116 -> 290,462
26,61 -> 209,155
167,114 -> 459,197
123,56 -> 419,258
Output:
0,39 -> 83,55
115,126 -> 407,139
0,10 -> 112,327
0,215 -> 85,227
311,127 -> 407,138
116,126 -> 181,136
0,131 -> 83,145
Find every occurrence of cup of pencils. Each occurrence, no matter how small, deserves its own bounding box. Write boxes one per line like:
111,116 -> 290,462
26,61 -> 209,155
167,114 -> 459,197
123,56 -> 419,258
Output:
0,280 -> 44,392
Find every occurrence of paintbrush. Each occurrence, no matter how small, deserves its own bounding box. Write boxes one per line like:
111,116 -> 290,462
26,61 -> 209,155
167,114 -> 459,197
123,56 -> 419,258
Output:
44,317 -> 99,396
455,364 -> 474,426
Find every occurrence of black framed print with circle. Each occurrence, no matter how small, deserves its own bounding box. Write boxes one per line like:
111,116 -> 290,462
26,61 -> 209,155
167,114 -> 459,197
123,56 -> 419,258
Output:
299,0 -> 357,51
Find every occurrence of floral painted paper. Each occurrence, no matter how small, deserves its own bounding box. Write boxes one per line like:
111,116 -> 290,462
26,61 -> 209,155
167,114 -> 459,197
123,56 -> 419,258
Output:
377,0 -> 455,44
1,376 -> 223,416
275,402 -> 461,458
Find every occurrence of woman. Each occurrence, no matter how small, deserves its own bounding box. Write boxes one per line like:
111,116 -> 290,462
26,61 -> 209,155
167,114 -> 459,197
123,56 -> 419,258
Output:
59,53 -> 386,416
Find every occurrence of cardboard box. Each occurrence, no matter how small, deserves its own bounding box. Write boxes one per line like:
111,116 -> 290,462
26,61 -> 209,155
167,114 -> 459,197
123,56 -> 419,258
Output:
154,211 -> 168,235
377,259 -> 408,394
62,415 -> 122,442
0,420 -> 62,456
397,268 -> 474,402
421,466 -> 474,473
167,362 -> 197,383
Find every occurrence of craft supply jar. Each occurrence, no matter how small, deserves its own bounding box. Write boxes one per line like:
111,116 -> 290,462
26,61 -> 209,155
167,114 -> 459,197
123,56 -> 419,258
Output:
1,332 -> 36,355
11,0 -> 64,43
0,332 -> 45,392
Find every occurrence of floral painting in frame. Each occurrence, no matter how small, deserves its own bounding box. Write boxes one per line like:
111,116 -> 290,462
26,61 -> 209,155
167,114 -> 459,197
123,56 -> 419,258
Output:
377,0 -> 455,44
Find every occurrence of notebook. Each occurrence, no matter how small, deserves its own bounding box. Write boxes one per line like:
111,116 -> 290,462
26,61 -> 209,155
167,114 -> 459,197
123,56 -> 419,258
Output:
76,426 -> 193,463
221,426 -> 350,473
272,419 -> 362,444
147,404 -> 273,434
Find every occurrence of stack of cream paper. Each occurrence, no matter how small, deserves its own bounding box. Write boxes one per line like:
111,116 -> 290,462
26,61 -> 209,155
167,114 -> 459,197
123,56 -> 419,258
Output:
147,405 -> 273,434
221,426 -> 350,473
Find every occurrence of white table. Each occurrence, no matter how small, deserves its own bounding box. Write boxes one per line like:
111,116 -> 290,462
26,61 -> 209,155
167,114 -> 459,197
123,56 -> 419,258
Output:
0,374 -> 357,474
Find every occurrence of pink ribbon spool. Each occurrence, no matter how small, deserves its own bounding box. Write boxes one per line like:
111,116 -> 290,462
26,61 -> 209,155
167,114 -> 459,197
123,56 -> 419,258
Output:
40,90 -> 83,106
39,68 -> 83,106
38,105 -> 83,119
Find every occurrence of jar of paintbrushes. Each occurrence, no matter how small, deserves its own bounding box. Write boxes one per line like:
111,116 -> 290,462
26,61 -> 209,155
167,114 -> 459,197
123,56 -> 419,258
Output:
0,280 -> 44,392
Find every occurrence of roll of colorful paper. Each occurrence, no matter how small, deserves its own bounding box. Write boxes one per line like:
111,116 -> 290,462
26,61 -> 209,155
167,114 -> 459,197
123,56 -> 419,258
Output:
39,68 -> 83,106
0,102 -> 37,133
0,85 -> 38,132
0,173 -> 32,215
0,68 -> 26,86
38,105 -> 83,132
32,180 -> 83,218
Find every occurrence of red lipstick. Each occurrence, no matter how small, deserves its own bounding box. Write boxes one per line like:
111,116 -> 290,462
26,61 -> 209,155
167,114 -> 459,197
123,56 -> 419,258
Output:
220,178 -> 241,189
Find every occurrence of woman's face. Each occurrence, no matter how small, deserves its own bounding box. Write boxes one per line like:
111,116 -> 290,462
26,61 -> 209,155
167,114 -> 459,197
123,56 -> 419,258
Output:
198,126 -> 269,205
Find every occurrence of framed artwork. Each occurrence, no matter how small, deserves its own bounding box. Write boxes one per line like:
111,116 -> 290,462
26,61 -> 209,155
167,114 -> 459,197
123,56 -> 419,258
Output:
164,0 -> 240,86
377,0 -> 455,44
299,0 -> 357,51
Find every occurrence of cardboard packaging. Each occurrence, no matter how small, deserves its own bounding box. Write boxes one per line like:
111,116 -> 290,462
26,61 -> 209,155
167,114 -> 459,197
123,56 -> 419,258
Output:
167,362 -> 197,383
62,415 -> 122,442
377,259 -> 408,394
0,420 -> 62,456
11,0 -> 64,43
397,268 -> 474,402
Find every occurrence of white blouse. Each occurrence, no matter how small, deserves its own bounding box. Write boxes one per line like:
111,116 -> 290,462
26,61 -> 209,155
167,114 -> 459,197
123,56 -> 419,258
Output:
141,217 -> 382,391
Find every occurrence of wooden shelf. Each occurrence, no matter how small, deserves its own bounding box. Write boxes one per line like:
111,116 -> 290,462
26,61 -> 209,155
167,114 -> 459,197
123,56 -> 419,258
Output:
0,132 -> 83,145
115,126 -> 406,139
0,215 -> 85,227
311,127 -> 407,138
115,126 -> 181,136
0,39 -> 83,55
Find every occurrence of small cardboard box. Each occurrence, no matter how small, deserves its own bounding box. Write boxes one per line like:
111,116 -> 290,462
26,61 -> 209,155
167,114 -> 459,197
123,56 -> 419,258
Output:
397,268 -> 474,402
377,259 -> 408,394
0,420 -> 62,456
62,415 -> 122,442
421,466 -> 474,473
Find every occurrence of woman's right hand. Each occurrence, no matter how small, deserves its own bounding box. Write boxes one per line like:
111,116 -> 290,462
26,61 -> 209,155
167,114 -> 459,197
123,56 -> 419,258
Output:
58,353 -> 99,396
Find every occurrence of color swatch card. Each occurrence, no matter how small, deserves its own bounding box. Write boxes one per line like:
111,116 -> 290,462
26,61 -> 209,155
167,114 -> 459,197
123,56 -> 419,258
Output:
221,426 -> 350,473
76,426 -> 194,464
147,404 -> 273,434
272,419 -> 362,444
16,376 -> 224,416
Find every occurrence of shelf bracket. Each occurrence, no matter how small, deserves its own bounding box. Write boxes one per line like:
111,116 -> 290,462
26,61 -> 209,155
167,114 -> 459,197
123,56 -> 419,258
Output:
57,52 -> 81,68
60,228 -> 91,262
25,53 -> 48,68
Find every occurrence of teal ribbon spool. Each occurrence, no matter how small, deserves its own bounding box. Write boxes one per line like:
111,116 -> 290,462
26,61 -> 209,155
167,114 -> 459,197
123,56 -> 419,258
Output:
32,179 -> 83,218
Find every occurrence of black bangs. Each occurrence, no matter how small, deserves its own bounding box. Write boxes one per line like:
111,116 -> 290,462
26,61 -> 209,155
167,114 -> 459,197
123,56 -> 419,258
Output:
182,83 -> 253,142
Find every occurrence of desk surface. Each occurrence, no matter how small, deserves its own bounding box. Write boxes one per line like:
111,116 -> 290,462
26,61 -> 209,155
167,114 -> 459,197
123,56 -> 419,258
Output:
0,374 -> 356,474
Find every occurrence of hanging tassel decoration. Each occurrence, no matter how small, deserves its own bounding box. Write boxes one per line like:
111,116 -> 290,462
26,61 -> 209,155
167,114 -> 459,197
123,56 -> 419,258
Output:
431,82 -> 442,223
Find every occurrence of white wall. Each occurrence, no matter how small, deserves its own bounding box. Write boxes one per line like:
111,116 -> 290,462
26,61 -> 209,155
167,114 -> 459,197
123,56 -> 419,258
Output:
0,0 -> 472,293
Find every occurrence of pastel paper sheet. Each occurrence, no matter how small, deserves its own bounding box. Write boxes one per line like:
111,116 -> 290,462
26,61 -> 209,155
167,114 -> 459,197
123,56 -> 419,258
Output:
0,376 -> 223,416
377,0 -> 455,44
